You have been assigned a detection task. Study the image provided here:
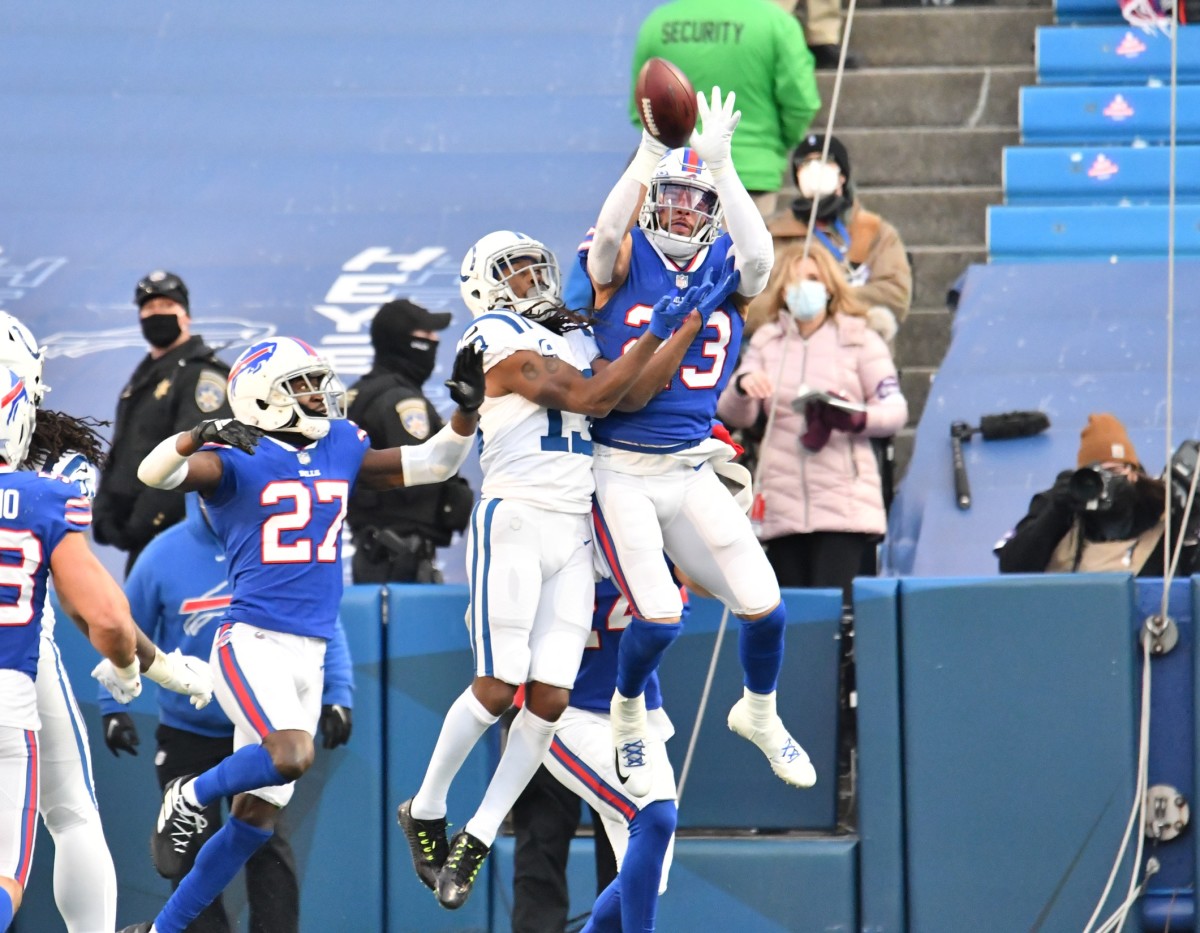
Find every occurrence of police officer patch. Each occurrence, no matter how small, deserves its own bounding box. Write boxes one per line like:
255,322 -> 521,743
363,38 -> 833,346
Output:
395,398 -> 430,440
196,369 -> 226,414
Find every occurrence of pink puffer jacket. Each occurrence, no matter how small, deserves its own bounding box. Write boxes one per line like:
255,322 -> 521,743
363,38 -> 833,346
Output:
717,310 -> 907,539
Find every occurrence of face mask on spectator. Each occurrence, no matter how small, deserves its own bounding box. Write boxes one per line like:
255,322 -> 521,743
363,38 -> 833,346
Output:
785,280 -> 828,321
140,313 -> 182,349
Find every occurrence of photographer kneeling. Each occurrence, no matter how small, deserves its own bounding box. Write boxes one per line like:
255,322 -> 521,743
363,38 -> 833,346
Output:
997,412 -> 1199,576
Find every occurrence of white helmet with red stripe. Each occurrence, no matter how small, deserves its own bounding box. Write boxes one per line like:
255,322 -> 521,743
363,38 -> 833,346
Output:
0,311 -> 46,405
638,148 -> 723,261
227,337 -> 346,440
0,365 -> 35,471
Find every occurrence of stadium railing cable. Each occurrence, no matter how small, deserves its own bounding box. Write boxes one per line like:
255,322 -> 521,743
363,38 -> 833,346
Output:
1085,5 -> 1183,930
676,0 -> 859,803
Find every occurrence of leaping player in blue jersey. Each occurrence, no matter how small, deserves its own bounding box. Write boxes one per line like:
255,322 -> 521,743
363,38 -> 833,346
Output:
0,362 -> 212,933
119,336 -> 485,933
583,87 -> 817,797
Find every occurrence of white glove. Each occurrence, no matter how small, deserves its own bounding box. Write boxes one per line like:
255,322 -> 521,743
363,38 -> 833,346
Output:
145,648 -> 215,710
688,87 -> 741,175
91,658 -> 143,704
639,128 -> 668,162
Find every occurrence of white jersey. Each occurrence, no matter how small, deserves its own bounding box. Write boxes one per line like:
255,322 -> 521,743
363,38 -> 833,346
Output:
459,310 -> 599,514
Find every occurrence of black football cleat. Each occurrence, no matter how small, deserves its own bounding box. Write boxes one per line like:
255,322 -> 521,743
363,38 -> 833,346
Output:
116,923 -> 153,933
397,798 -> 449,891
151,775 -> 209,879
436,829 -> 490,910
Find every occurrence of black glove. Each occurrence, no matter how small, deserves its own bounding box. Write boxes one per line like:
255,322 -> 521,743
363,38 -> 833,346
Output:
445,345 -> 486,413
319,704 -> 352,749
102,712 -> 140,757
190,419 -> 265,455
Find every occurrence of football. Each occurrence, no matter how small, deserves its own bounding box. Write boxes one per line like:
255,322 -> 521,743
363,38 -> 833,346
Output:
634,58 -> 698,149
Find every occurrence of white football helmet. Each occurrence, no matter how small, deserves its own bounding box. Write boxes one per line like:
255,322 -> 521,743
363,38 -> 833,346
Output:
638,148 -> 723,261
227,338 -> 346,440
0,311 -> 46,405
459,230 -> 563,321
0,366 -> 35,472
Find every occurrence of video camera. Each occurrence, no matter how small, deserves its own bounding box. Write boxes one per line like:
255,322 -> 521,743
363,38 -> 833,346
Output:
1066,465 -> 1124,512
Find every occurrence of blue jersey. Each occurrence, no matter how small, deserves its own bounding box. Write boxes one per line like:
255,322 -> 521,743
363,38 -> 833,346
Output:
204,419 -> 369,640
0,471 -> 90,677
586,229 -> 744,452
100,494 -> 356,735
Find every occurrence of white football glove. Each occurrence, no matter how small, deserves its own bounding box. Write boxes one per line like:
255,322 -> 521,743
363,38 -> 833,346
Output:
688,87 -> 741,175
145,648 -> 215,710
91,658 -> 143,704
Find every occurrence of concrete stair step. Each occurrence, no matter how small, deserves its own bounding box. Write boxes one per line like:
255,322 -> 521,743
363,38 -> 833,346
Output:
854,185 -> 1001,246
910,244 -> 986,308
896,307 -> 954,370
782,128 -> 1015,188
843,7 -> 1053,68
814,66 -> 1030,129
900,366 -> 936,429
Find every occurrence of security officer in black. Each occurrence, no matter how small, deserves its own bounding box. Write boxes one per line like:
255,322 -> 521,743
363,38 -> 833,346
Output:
347,298 -> 474,583
93,270 -> 231,574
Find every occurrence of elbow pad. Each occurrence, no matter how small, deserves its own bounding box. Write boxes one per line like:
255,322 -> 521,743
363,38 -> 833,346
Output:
138,435 -> 189,490
401,423 -> 474,487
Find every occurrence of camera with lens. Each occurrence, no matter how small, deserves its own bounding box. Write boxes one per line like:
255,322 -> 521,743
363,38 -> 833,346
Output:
1067,465 -> 1122,511
1167,439 -> 1200,540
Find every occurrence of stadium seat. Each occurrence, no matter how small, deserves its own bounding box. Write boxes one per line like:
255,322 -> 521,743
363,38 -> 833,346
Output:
1020,84 -> 1200,144
1037,25 -> 1200,84
987,203 -> 1200,260
1003,144 -> 1200,204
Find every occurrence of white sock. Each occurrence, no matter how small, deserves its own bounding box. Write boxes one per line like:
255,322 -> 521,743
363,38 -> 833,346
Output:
49,816 -> 117,932
613,690 -> 646,726
464,708 -> 556,846
181,778 -> 201,809
743,687 -> 777,721
412,688 -> 498,820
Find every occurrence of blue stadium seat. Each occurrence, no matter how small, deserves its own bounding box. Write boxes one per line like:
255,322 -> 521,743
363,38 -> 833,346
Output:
1003,144 -> 1200,203
1037,25 -> 1200,84
1055,0 -> 1126,25
1021,84 -> 1200,143
987,203 -> 1200,260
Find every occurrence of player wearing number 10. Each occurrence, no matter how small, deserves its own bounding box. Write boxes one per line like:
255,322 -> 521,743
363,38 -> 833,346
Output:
122,336 -> 485,933
584,88 -> 817,797
398,230 -> 739,912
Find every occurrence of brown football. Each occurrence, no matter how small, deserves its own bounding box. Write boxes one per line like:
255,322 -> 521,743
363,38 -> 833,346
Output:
634,58 -> 698,149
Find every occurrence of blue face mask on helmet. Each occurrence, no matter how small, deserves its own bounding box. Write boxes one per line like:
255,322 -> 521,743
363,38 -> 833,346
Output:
785,280 -> 828,322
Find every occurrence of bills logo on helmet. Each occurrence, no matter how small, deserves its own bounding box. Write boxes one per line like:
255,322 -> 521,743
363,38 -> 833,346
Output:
1,376 -> 28,425
229,341 -> 279,392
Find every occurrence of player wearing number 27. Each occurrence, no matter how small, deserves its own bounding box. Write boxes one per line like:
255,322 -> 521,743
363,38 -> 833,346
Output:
584,87 -> 818,796
122,336 -> 485,933
398,230 -> 739,912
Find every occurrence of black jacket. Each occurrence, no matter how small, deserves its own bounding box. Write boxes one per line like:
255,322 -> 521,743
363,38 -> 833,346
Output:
345,368 -> 472,546
93,336 -> 230,557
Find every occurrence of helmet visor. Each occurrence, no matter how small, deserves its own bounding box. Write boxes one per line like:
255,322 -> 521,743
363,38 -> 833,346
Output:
279,369 -> 347,420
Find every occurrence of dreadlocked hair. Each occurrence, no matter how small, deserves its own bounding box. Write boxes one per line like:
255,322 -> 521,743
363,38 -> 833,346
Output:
29,409 -> 111,470
537,307 -> 596,336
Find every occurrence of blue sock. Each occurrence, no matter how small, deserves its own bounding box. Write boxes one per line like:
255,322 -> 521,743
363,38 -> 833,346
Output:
616,618 -> 682,699
620,800 -> 677,933
0,885 -> 12,932
583,877 -> 622,933
154,816 -> 273,933
192,745 -> 286,807
739,603 -> 786,694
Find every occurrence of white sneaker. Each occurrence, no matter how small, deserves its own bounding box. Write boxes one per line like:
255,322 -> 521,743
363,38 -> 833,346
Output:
611,691 -> 653,797
727,697 -> 817,788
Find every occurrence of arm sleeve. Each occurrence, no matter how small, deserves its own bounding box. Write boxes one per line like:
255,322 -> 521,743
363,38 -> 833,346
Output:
996,474 -> 1077,573
774,15 -> 822,147
321,617 -> 355,708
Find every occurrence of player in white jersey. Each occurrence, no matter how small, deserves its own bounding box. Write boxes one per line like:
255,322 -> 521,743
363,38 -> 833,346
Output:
399,230 -> 740,911
0,312 -> 213,933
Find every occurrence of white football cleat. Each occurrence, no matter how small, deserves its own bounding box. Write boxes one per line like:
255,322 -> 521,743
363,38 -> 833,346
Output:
611,691 -> 654,797
728,696 -> 817,789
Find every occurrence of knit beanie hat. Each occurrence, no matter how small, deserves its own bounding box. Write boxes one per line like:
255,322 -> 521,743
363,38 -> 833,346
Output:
1077,413 -> 1139,468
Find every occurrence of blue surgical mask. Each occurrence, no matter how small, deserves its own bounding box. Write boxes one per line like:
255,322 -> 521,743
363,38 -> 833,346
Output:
785,280 -> 828,321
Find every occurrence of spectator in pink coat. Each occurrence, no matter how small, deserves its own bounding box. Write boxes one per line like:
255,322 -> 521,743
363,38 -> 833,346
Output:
717,242 -> 907,598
